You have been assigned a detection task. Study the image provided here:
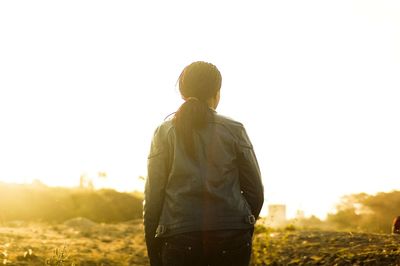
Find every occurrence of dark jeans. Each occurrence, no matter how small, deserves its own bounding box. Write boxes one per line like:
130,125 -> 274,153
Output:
160,229 -> 253,266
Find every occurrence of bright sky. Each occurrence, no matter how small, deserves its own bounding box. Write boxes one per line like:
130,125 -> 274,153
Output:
0,0 -> 399,219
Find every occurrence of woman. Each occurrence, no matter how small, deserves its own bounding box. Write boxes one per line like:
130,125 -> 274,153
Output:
144,61 -> 264,266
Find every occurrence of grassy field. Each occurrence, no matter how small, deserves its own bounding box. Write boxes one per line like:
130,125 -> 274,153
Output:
252,227 -> 400,265
1,220 -> 400,265
0,219 -> 149,266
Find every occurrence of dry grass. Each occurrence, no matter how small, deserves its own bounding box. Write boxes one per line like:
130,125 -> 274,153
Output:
252,228 -> 400,265
0,219 -> 149,266
2,222 -> 400,265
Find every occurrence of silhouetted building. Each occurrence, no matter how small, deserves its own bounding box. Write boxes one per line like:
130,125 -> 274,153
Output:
266,204 -> 287,227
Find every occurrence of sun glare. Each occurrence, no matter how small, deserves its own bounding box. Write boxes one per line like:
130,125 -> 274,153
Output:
0,0 -> 399,220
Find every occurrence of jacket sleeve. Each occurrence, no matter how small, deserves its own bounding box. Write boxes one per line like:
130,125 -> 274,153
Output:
236,126 -> 264,219
143,126 -> 170,266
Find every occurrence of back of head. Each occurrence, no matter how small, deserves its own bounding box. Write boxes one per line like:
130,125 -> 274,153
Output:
178,61 -> 222,101
174,61 -> 222,160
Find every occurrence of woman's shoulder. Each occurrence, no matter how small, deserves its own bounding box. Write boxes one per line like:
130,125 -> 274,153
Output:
213,113 -> 253,148
155,119 -> 174,133
213,112 -> 245,129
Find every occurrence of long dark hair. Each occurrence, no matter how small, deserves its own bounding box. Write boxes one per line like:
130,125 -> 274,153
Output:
174,61 -> 222,160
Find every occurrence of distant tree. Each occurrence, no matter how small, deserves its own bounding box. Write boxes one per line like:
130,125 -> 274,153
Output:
98,171 -> 108,179
326,191 -> 400,233
79,174 -> 94,190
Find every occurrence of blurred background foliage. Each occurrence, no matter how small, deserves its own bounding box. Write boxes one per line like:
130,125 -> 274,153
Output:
0,182 -> 143,223
325,190 -> 400,233
1,181 -> 399,234
287,190 -> 400,234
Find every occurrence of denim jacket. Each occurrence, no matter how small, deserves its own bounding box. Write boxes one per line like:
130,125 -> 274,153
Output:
143,111 -> 264,265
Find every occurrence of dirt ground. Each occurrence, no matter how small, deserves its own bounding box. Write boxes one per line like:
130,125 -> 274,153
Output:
252,228 -> 400,266
2,221 -> 400,265
0,219 -> 149,266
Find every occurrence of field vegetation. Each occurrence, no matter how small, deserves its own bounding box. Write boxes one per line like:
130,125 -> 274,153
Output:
1,183 -> 400,265
0,182 -> 142,223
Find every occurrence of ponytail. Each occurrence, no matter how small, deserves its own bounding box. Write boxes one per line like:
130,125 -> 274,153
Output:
174,98 -> 213,160
173,61 -> 222,160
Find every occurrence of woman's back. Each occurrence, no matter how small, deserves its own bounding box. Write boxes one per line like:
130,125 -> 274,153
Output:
148,112 -> 263,238
143,61 -> 264,266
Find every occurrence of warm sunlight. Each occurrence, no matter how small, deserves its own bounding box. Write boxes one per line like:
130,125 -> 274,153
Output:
1,0 -> 399,221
